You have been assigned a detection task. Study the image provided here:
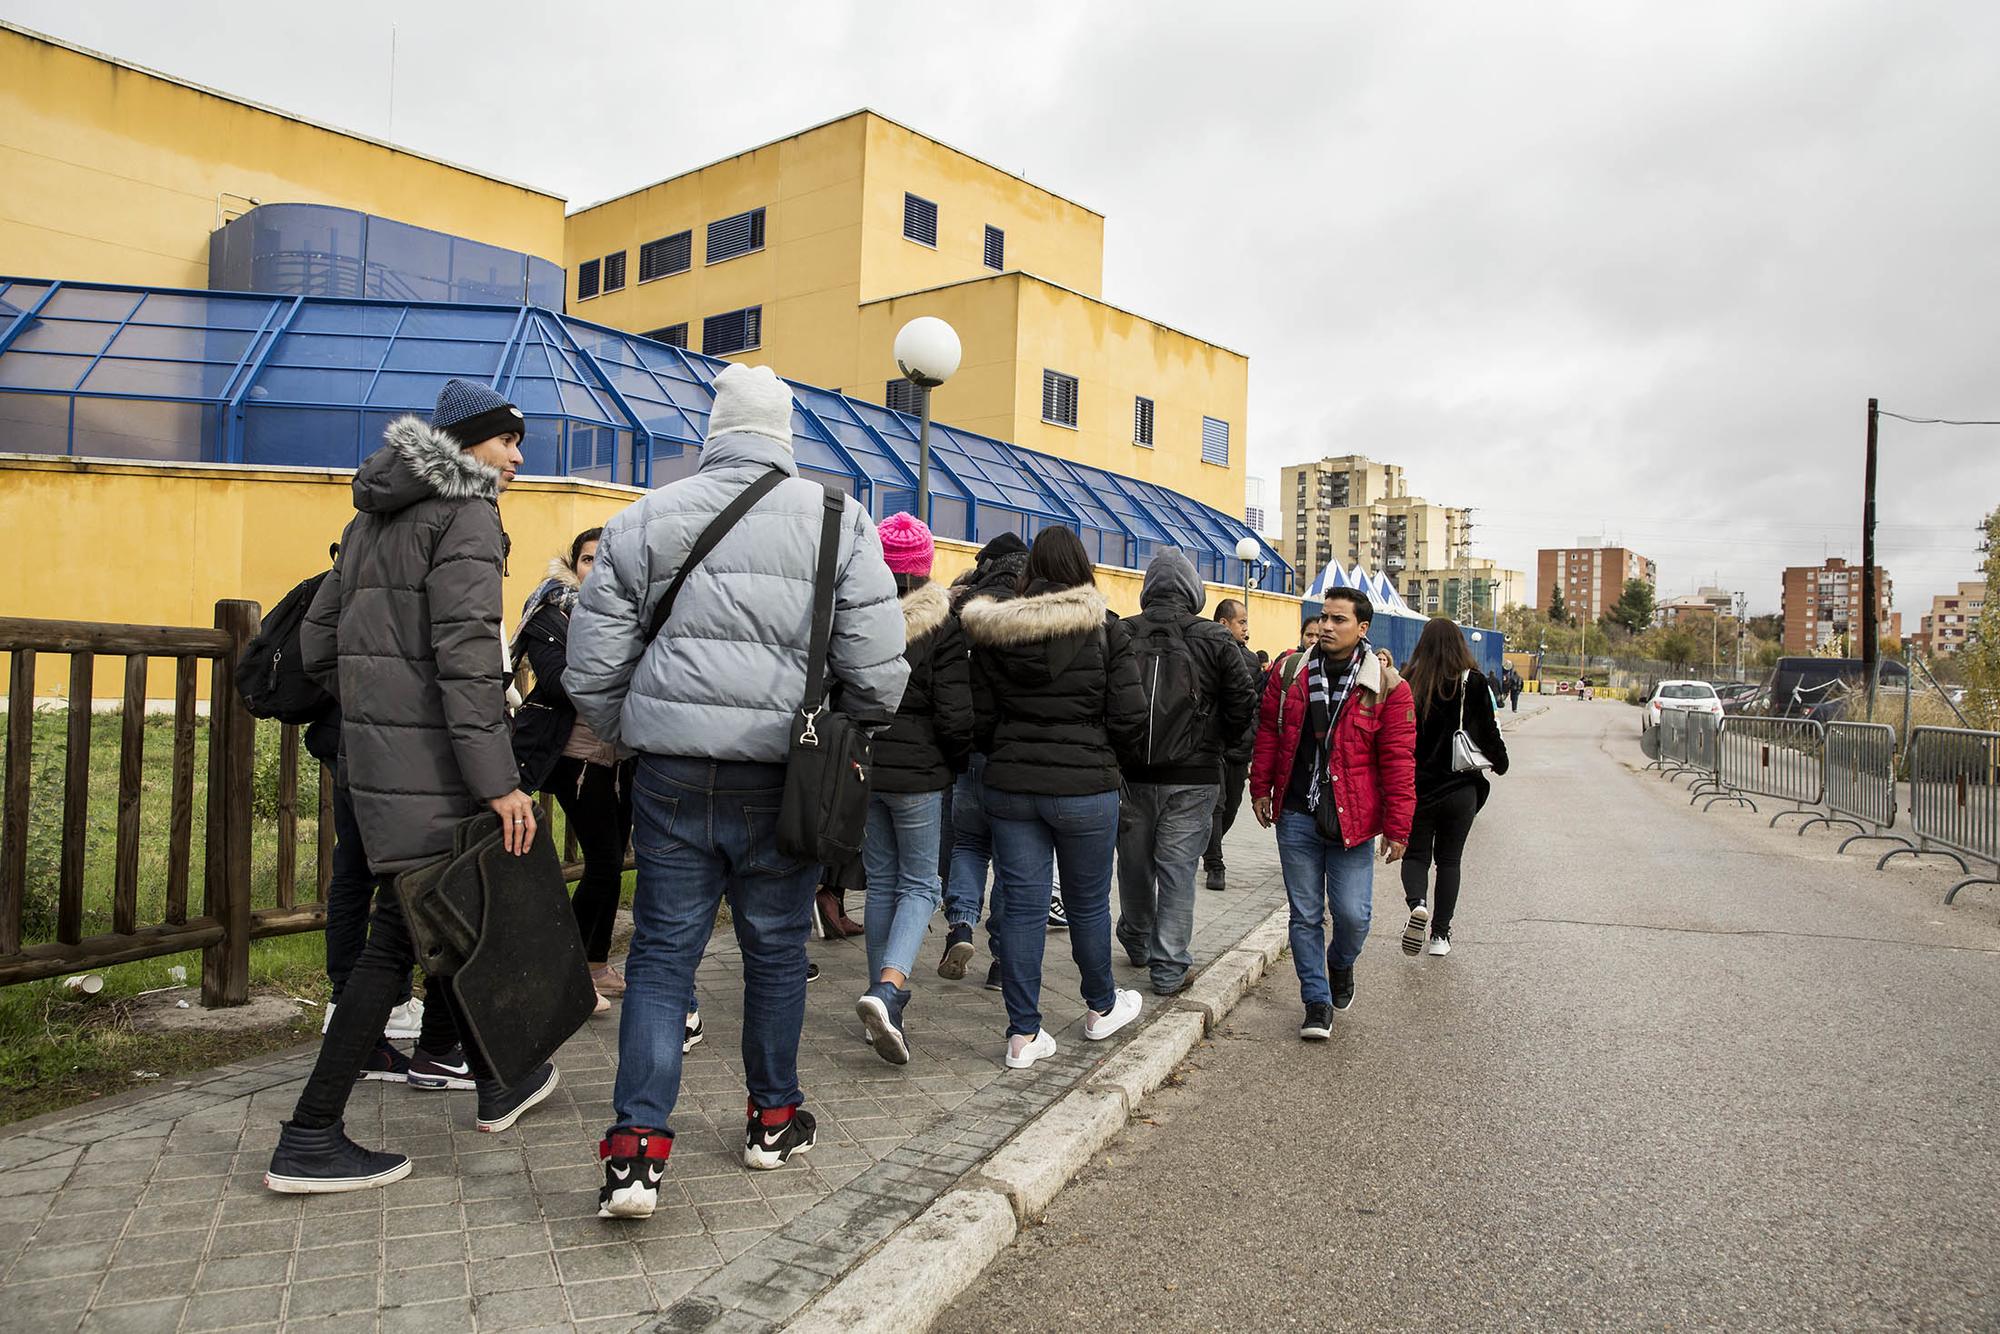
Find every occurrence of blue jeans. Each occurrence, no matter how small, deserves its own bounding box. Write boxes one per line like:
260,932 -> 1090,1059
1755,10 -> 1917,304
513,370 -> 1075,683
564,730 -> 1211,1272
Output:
862,790 -> 944,980
945,756 -> 1005,962
612,756 -> 819,1136
985,786 -> 1119,1038
1274,810 -> 1375,1007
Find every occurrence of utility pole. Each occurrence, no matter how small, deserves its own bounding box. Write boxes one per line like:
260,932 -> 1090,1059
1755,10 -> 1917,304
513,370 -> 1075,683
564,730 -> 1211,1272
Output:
1863,397 -> 1879,716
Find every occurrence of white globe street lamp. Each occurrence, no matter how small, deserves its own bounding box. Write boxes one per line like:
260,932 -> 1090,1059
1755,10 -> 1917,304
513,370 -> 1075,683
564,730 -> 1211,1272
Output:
894,318 -> 961,524
1234,535 -> 1263,637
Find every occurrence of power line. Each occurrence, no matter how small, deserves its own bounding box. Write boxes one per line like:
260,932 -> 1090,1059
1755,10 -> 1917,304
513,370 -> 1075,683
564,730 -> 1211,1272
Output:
1878,409 -> 2000,426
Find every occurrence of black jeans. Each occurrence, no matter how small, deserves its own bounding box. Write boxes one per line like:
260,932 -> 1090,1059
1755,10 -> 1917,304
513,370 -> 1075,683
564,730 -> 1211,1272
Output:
292,876 -> 473,1130
1205,760 -> 1251,869
550,757 -> 633,965
325,783 -> 410,1008
1400,784 -> 1480,936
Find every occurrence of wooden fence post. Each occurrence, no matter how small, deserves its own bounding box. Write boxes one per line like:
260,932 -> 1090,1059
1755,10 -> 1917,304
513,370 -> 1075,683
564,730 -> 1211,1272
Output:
201,599 -> 259,1008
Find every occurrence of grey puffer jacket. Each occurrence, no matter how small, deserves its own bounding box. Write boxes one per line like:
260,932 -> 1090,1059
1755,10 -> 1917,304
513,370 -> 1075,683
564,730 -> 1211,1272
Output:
565,431 -> 908,761
301,417 -> 519,873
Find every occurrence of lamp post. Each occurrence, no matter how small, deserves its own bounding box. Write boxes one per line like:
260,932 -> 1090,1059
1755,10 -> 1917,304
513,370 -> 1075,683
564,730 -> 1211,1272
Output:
893,317 -> 961,525
1235,536 -> 1262,641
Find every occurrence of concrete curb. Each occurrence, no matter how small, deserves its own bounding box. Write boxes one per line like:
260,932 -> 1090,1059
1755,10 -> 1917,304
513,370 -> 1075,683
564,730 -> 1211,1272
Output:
782,898 -> 1292,1331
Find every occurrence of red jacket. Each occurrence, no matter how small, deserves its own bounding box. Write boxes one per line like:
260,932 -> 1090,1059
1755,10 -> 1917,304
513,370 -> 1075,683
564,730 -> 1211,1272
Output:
1249,648 -> 1417,848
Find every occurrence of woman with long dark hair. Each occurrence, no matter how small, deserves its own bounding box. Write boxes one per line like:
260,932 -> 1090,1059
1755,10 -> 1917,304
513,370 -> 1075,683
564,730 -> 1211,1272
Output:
1396,617 -> 1509,957
962,527 -> 1148,1068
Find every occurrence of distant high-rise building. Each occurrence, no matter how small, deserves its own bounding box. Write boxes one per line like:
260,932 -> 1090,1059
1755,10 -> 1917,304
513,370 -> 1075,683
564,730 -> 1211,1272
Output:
1913,581 -> 1985,657
1780,558 -> 1892,654
1280,454 -> 1468,595
1537,543 -> 1657,621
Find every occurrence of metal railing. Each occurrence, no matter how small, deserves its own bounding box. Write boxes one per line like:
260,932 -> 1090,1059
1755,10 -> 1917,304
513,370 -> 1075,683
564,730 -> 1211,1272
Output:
1701,718 -> 1823,824
1879,727 -> 2000,903
1796,723 -> 1909,855
1648,708 -> 1692,773
1682,711 -> 1725,800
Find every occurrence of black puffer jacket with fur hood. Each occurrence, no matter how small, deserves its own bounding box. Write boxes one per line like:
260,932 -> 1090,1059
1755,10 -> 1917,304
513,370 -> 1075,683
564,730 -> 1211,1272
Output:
870,581 -> 975,793
301,416 -> 519,873
962,580 -> 1148,796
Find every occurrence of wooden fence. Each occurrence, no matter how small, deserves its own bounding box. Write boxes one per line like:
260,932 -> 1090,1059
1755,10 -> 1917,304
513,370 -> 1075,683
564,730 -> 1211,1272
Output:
1,600 -> 591,1008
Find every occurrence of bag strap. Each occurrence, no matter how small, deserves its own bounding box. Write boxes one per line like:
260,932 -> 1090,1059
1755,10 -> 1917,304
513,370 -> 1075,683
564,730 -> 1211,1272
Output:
646,468 -> 787,645
1459,670 -> 1468,732
799,485 -> 845,714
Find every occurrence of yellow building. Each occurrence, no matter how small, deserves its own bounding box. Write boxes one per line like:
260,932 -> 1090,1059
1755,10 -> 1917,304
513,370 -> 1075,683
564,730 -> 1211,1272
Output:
563,111 -> 1248,516
0,21 -> 565,289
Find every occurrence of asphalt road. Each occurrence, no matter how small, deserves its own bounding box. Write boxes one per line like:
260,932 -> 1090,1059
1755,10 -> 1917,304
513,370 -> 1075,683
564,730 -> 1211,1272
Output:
939,701 -> 2000,1332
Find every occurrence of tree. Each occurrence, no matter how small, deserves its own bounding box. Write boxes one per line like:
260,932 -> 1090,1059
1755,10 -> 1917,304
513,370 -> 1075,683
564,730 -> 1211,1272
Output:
1658,628 -> 1699,673
1953,508 -> 2000,728
1609,578 -> 1656,634
1547,586 -> 1569,626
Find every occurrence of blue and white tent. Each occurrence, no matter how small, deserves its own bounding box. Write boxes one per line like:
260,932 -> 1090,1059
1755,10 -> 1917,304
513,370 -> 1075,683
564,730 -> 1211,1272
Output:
1298,562 -> 1503,675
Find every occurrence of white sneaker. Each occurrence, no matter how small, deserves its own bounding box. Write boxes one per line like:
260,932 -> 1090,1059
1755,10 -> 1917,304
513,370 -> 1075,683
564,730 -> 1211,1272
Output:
1425,935 -> 1452,957
1005,1030 -> 1057,1069
682,1010 -> 704,1054
1401,905 -> 1431,957
1084,988 -> 1142,1041
384,998 -> 424,1040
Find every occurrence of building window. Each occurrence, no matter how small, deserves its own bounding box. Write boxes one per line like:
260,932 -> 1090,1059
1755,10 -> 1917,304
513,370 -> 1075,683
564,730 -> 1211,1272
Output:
1042,369 -> 1079,428
703,305 -> 762,356
1134,396 -> 1155,447
984,225 -> 1005,270
903,193 -> 939,247
577,258 -> 601,300
707,208 -> 767,264
639,231 -> 693,282
885,379 -> 921,414
643,323 -> 689,348
1201,417 -> 1230,467
601,251 -> 627,294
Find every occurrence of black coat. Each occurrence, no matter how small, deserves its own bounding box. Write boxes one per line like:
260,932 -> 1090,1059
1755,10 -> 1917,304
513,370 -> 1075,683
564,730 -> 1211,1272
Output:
871,582 -> 974,793
1117,609 -> 1259,786
511,599 -> 580,794
1224,640 -> 1261,767
1413,671 -> 1511,807
962,580 -> 1148,797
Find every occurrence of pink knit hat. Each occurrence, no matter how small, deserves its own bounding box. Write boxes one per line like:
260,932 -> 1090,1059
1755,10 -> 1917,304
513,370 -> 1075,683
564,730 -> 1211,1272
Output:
877,512 -> 934,576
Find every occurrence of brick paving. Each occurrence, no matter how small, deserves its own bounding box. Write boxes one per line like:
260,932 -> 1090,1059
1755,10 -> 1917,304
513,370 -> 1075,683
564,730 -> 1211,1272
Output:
0,821 -> 1286,1333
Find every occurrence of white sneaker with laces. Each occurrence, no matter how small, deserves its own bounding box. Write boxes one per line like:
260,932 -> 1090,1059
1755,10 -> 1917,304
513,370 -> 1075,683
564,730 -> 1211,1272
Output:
1084,988 -> 1143,1041
1005,1030 -> 1057,1069
384,998 -> 424,1040
1426,935 -> 1452,957
1401,904 -> 1431,957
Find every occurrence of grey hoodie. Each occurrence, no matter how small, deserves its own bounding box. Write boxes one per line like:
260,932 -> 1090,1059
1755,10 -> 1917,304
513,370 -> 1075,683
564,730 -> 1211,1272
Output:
1120,548 -> 1258,785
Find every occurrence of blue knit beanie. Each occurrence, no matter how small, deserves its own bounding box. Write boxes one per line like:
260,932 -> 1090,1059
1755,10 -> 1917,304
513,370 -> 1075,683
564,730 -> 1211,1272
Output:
431,378 -> 525,449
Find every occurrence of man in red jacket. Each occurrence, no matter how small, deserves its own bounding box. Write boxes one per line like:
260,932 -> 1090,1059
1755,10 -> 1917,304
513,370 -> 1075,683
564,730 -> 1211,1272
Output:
1251,588 -> 1416,1039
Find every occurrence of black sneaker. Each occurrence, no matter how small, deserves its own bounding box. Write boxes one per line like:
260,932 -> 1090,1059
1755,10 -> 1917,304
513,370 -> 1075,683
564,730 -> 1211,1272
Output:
598,1128 -> 672,1219
806,962 -> 820,984
743,1104 -> 816,1170
1048,890 -> 1069,930
265,1120 -> 411,1194
407,1046 -> 474,1091
682,1010 -> 704,1054
476,1062 -> 559,1134
1299,1003 -> 1334,1041
984,962 -> 1003,992
1205,863 -> 1227,892
937,924 -> 975,980
1331,967 -> 1356,1012
357,1039 -> 410,1084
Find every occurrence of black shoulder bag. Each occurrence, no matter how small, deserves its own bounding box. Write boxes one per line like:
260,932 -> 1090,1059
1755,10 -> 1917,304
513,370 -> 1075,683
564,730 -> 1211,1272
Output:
775,486 -> 873,865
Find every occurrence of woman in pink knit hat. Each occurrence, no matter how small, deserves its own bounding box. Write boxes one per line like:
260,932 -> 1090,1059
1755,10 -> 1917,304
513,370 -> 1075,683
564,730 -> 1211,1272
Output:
853,513 -> 974,1064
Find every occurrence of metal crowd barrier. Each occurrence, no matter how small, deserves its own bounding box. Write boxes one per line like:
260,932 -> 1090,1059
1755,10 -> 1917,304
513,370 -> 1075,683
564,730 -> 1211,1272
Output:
1701,717 -> 1823,824
1682,711 -> 1725,800
1880,726 -> 2000,903
1649,708 -> 1692,774
1796,723 -> 1909,855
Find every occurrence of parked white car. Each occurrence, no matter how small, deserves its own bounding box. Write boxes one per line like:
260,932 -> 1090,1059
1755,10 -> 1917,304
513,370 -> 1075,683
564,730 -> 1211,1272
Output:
1643,680 -> 1724,733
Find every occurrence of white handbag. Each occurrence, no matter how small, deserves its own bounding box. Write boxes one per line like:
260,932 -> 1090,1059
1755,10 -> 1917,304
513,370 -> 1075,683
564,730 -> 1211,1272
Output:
1450,670 -> 1494,773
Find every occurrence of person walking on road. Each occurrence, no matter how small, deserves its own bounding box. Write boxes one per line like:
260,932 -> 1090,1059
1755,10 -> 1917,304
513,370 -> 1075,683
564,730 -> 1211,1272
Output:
856,513 -> 973,1064
270,380 -> 559,1194
1202,597 -> 1262,894
565,364 -> 908,1221
962,527 -> 1148,1069
511,528 -> 637,1012
1504,665 -> 1524,713
1115,553 -> 1256,994
1397,618 -> 1510,958
937,533 -> 1030,987
1249,587 -> 1416,1041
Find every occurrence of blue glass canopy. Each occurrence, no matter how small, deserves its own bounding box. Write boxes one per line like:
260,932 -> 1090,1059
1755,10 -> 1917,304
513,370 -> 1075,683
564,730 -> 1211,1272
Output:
0,276 -> 1291,592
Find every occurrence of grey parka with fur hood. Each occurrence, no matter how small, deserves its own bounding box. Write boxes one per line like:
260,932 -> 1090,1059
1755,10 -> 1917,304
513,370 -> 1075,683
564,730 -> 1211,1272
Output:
302,417 -> 520,873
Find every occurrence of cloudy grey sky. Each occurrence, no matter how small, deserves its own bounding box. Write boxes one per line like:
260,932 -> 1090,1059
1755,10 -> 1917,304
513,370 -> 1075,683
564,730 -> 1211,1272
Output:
11,0 -> 1997,615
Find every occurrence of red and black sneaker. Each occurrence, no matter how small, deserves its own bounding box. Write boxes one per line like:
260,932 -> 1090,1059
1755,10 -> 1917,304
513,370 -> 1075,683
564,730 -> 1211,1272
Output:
598,1128 -> 672,1219
742,1102 -> 816,1170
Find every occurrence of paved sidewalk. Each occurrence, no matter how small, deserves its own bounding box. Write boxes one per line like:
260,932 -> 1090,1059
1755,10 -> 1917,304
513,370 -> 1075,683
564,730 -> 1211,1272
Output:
0,818 -> 1285,1333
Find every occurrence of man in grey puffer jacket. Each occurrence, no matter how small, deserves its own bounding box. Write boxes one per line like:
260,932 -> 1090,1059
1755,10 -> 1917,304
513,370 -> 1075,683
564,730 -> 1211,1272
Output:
566,363 -> 907,1220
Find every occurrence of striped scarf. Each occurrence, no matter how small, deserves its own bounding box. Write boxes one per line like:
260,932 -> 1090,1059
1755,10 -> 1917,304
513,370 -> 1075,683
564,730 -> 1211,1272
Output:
1305,640 -> 1368,813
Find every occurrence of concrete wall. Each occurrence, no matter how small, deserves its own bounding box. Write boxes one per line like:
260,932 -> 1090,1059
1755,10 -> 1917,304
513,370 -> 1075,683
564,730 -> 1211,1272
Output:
0,23 -> 564,290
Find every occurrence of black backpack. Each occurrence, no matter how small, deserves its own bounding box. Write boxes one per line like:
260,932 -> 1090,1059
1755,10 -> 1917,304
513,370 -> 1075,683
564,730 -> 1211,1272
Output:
237,562 -> 338,724
1127,613 -> 1209,769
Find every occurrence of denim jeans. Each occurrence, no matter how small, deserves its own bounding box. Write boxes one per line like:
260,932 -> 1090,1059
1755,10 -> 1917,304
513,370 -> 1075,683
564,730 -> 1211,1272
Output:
861,790 -> 944,980
943,756 -> 991,930
1274,810 -> 1375,1007
323,782 -> 410,1009
984,786 -> 1119,1038
1114,782 -> 1215,991
612,756 -> 819,1136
